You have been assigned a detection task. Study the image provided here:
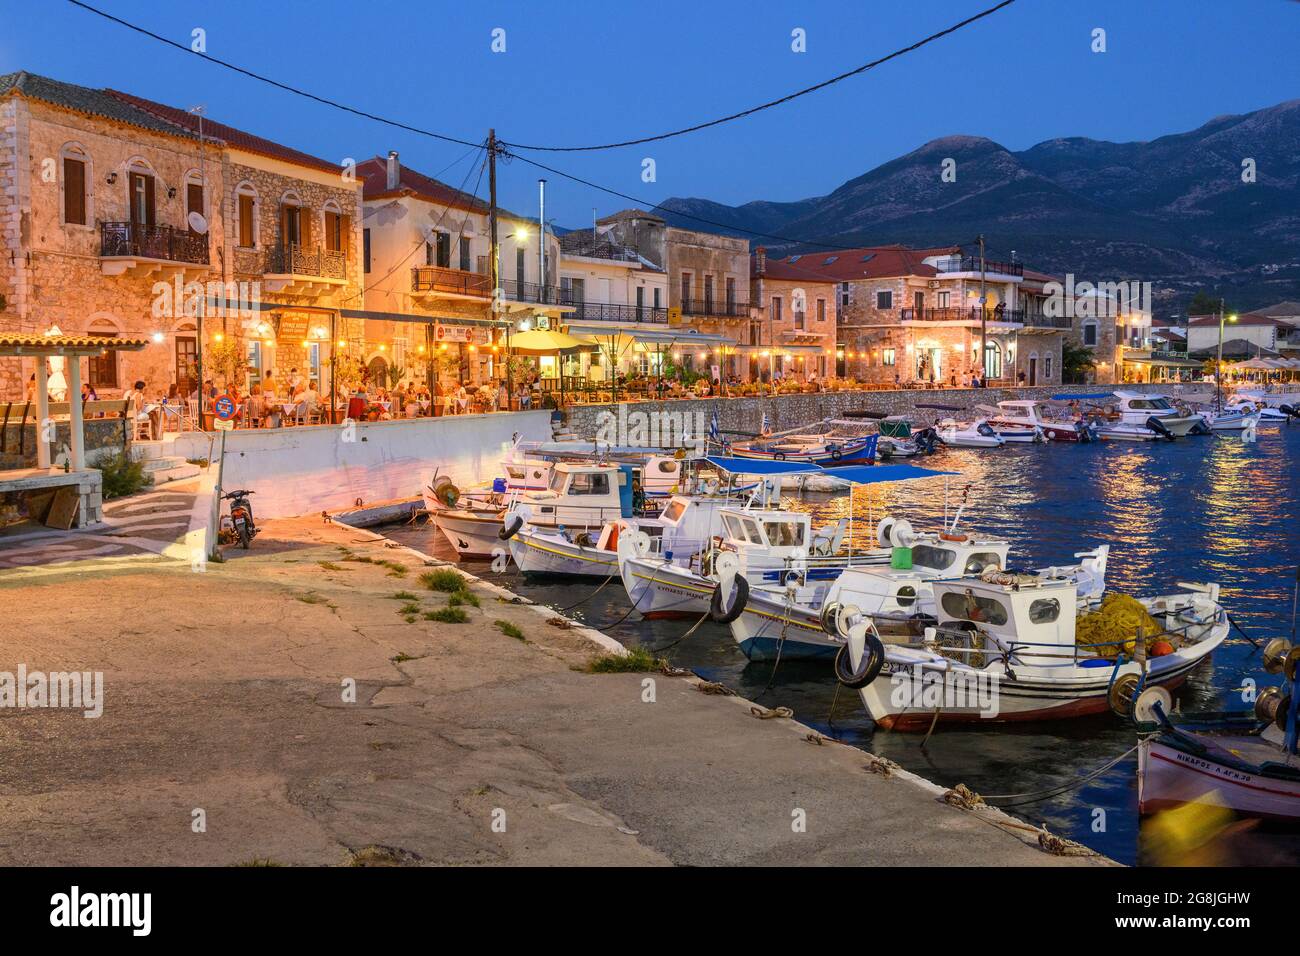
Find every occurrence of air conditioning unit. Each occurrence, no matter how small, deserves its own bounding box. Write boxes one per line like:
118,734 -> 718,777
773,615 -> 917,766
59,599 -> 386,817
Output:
927,280 -> 939,289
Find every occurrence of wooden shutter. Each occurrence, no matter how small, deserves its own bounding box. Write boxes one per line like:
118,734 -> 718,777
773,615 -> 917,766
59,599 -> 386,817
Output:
238,193 -> 254,247
187,182 -> 204,234
299,206 -> 312,249
144,175 -> 156,226
340,214 -> 351,256
63,158 -> 86,225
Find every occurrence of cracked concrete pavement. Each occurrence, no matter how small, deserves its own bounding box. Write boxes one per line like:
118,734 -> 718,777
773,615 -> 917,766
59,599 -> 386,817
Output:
0,517 -> 1108,866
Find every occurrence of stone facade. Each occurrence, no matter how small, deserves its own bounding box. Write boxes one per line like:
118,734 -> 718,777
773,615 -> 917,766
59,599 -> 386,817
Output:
749,249 -> 836,382
664,227 -> 750,378
0,415 -> 126,470
1,96 -> 223,400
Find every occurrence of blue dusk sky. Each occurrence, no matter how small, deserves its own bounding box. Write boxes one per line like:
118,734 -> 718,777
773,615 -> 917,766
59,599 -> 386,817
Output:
2,0 -> 1299,227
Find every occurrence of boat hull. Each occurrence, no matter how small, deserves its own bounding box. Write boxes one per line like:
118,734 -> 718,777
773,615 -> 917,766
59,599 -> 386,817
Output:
429,507 -> 505,558
509,529 -> 620,578
1139,736 -> 1300,820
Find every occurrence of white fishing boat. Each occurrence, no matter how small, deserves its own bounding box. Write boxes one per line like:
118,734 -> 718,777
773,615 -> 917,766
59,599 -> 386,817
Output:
1137,638 -> 1300,820
619,459 -> 957,622
935,418 -> 1005,448
1091,391 -> 1203,441
500,435 -> 689,496
1227,399 -> 1290,424
507,492 -> 737,578
835,573 -> 1227,730
422,474 -> 507,559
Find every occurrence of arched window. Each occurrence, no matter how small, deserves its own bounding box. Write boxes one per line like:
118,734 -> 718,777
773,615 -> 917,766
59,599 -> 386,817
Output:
86,314 -> 122,389
124,157 -> 158,227
60,143 -> 92,227
321,199 -> 346,254
234,182 -> 259,248
279,191 -> 308,249
183,169 -> 210,234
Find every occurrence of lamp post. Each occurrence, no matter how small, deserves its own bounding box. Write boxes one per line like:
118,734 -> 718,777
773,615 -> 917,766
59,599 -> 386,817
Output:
977,234 -> 987,386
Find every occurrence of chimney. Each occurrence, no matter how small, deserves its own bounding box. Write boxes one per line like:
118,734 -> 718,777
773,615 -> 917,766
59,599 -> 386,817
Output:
386,151 -> 400,190
755,246 -> 767,276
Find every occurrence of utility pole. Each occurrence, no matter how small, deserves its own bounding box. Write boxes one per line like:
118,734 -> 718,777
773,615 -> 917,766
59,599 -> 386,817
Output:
977,234 -> 987,386
190,104 -> 207,418
489,130 -> 509,409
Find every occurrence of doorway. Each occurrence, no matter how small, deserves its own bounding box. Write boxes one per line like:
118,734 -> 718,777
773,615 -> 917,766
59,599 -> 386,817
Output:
175,334 -> 198,396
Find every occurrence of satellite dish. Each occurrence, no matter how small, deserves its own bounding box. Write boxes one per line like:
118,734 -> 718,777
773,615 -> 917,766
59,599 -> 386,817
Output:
187,211 -> 208,234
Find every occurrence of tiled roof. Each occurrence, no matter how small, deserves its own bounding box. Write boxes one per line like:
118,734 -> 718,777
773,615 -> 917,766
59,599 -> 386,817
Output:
106,90 -> 340,174
0,71 -> 203,141
597,208 -> 666,225
0,333 -> 150,353
357,156 -> 490,214
1187,312 -> 1288,327
757,244 -> 961,282
1253,300 -> 1300,318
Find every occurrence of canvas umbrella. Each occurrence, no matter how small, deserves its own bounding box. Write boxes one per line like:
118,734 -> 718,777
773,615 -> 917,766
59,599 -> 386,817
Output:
507,330 -> 597,404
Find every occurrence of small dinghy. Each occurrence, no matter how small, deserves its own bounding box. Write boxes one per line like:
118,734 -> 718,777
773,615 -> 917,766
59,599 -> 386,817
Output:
423,475 -> 507,559
1136,637 -> 1300,821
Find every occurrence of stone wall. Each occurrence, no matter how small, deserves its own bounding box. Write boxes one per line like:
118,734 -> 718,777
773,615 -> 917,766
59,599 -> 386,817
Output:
0,415 -> 128,470
562,382 -> 1169,441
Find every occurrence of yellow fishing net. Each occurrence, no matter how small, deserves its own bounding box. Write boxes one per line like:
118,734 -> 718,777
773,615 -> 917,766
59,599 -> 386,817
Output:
1075,594 -> 1163,656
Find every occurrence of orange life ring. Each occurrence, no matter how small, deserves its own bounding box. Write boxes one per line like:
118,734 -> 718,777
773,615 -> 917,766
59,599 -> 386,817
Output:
939,532 -> 968,542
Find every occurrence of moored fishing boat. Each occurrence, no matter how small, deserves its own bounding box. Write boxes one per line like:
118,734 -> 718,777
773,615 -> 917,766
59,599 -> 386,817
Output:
422,474 -> 507,559
1135,635 -> 1300,820
986,399 -> 1089,442
834,573 -> 1227,730
729,432 -> 878,466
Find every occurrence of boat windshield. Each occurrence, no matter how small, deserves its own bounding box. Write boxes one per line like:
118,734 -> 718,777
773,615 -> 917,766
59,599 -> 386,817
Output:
1127,398 -> 1172,410
763,519 -> 805,548
556,471 -> 611,496
912,545 -> 956,571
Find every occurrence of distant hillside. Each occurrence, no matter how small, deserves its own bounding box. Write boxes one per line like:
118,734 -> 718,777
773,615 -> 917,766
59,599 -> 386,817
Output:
656,100 -> 1300,314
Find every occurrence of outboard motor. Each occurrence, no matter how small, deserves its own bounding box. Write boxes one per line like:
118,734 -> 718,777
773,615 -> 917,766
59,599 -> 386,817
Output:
1281,403 -> 1299,425
915,427 -> 938,454
1145,415 -> 1176,441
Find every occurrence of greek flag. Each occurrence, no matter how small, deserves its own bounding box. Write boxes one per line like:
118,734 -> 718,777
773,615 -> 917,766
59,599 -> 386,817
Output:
709,409 -> 721,442
760,412 -> 772,436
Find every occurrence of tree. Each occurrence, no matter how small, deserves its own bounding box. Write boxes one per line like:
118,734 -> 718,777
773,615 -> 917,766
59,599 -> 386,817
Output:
1187,291 -> 1233,318
1061,342 -> 1096,384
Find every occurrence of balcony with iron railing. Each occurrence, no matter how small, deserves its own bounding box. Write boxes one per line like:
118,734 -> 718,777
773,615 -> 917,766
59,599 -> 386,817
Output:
502,278 -> 564,305
932,255 -> 1024,278
901,306 -> 1026,324
266,243 -> 347,280
561,300 -> 668,324
99,221 -> 210,268
1020,311 -> 1073,330
411,265 -> 493,299
680,297 -> 750,318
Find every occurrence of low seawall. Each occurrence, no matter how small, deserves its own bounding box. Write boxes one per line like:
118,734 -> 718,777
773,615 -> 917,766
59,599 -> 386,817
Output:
563,383 -> 1171,439
171,410 -> 552,520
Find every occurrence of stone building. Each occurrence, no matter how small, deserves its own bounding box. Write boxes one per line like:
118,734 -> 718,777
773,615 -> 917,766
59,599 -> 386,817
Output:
595,209 -> 749,380
357,152 -> 562,389
0,71 -> 365,405
749,246 -> 837,382
775,243 -> 1066,387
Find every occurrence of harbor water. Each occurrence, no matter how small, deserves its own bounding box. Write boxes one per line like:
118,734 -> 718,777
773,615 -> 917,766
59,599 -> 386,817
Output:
384,424 -> 1300,865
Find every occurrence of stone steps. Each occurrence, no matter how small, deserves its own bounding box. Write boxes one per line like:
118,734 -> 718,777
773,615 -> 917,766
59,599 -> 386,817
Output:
140,456 -> 201,484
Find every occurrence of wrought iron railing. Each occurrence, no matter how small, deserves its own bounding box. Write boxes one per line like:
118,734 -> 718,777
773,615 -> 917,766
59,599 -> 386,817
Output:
680,297 -> 749,318
502,279 -> 562,304
932,255 -> 1024,277
561,301 -> 668,324
267,243 -> 347,279
900,307 -> 1027,324
1020,312 -> 1073,329
411,265 -> 492,297
99,221 -> 209,265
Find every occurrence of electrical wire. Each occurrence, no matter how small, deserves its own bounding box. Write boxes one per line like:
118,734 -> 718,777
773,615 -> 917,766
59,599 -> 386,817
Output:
66,0 -> 1015,156
500,1 -> 1017,152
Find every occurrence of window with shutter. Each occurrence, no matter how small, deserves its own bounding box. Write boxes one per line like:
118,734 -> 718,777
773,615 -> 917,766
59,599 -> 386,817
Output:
324,211 -> 341,252
363,228 -> 371,273
187,182 -> 204,234
238,193 -> 255,247
63,157 -> 86,225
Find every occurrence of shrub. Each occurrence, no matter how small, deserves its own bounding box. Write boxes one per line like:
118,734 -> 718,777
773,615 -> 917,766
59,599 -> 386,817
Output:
424,607 -> 469,624
584,646 -> 663,673
494,620 -> 525,641
419,568 -> 467,593
95,451 -> 152,499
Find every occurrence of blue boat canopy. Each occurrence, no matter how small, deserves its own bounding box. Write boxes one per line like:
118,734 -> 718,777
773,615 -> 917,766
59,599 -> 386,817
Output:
705,456 -> 823,475
820,464 -> 958,484
705,457 -> 956,484
1051,392 -> 1113,401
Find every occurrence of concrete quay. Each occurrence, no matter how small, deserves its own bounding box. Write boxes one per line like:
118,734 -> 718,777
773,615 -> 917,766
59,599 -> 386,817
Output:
0,517 -> 1109,867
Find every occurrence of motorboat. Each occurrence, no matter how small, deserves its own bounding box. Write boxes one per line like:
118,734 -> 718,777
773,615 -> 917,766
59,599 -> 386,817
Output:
934,417 -> 1005,448
1137,637 -> 1300,820
1227,399 -> 1291,424
500,436 -> 690,496
977,402 -> 1049,443
1092,391 -> 1204,441
874,415 -> 938,458
835,573 -> 1227,730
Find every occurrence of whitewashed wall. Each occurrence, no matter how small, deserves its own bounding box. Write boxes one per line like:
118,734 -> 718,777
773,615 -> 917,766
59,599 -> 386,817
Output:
174,411 -> 551,519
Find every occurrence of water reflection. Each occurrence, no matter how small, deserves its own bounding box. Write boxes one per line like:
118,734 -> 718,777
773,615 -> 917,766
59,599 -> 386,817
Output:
385,426 -> 1300,865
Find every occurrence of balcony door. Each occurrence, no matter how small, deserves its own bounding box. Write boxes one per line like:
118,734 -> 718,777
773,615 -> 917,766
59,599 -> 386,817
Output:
128,172 -> 155,228
175,333 -> 198,397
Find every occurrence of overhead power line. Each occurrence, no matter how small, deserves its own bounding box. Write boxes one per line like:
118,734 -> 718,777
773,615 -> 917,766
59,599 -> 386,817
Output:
66,0 -> 1015,156
500,0 -> 1017,152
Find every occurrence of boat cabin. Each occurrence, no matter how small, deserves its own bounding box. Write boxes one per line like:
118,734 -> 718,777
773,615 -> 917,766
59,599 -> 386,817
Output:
518,462 -> 640,529
930,576 -> 1079,665
718,507 -> 813,565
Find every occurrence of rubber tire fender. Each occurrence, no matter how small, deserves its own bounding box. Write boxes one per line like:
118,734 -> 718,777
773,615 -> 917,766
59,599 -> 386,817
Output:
833,631 -> 886,689
709,574 -> 750,624
499,515 -> 525,540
